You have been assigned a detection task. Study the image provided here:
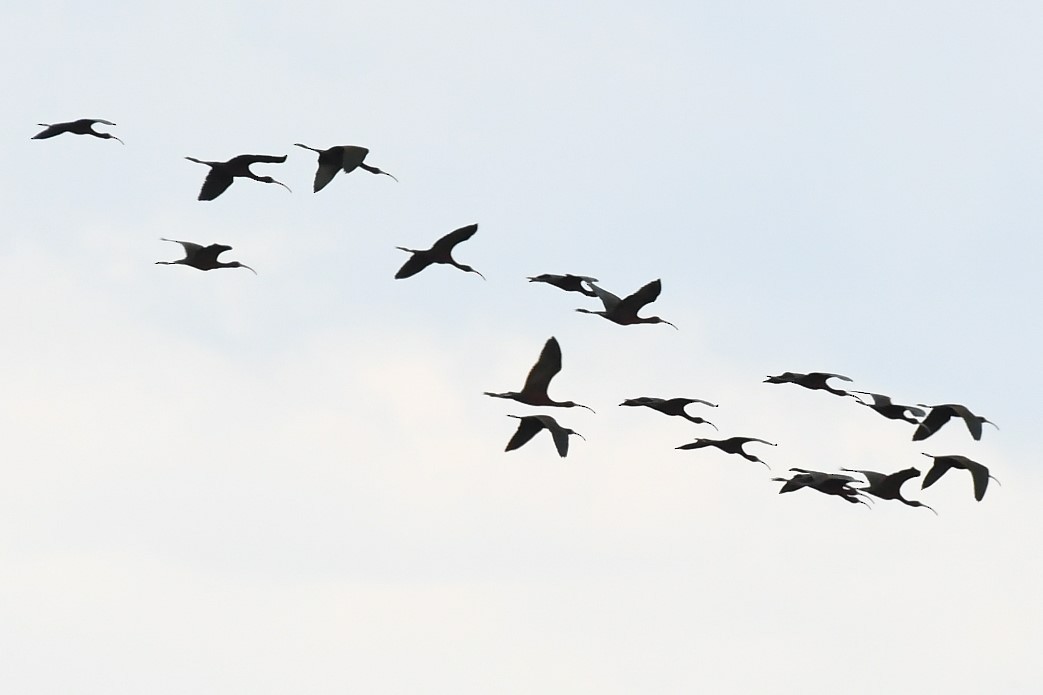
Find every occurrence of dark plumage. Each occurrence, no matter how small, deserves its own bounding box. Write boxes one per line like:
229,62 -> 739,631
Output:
850,391 -> 926,424
32,118 -> 123,143
675,436 -> 776,468
395,224 -> 484,280
576,279 -> 677,328
155,238 -> 256,274
920,453 -> 999,501
293,143 -> 397,192
620,396 -> 718,428
772,469 -> 870,506
527,274 -> 599,297
185,154 -> 290,201
764,371 -> 856,398
484,337 -> 593,411
840,467 -> 936,514
912,404 -> 997,442
504,414 -> 584,458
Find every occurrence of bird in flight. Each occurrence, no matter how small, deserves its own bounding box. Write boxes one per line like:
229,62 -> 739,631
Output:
840,466 -> 937,514
675,436 -> 776,467
32,118 -> 123,144
764,371 -> 856,398
527,274 -> 599,297
293,143 -> 397,192
620,396 -> 718,428
849,391 -> 925,424
395,223 -> 484,280
920,453 -> 999,501
576,279 -> 677,328
504,414 -> 585,458
185,154 -> 290,201
772,469 -> 871,506
912,403 -> 997,442
484,337 -> 593,411
155,238 -> 256,274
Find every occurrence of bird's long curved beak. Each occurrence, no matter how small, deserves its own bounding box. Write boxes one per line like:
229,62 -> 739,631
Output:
112,136 -> 125,145
241,264 -> 258,275
578,404 -> 596,413
471,269 -> 487,280
274,180 -> 292,193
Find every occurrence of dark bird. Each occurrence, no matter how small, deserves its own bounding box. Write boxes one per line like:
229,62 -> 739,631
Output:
764,371 -> 856,398
675,436 -> 776,468
620,396 -> 718,429
395,223 -> 484,280
920,453 -> 999,501
293,143 -> 397,192
155,238 -> 256,274
185,154 -> 290,201
840,467 -> 937,514
32,118 -> 123,144
576,279 -> 677,328
773,469 -> 870,506
484,337 -> 593,411
504,414 -> 585,458
912,403 -> 998,442
850,391 -> 926,424
527,273 -> 599,297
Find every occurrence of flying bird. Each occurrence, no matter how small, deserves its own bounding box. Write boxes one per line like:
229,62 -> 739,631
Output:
620,396 -> 718,428
484,337 -> 593,411
185,154 -> 290,201
764,371 -> 856,398
155,238 -> 256,274
504,414 -> 585,458
576,279 -> 677,328
675,436 -> 776,468
850,391 -> 925,424
293,143 -> 397,192
395,223 -> 484,280
912,403 -> 997,442
527,274 -> 599,297
840,467 -> 937,514
772,469 -> 871,506
31,118 -> 123,144
920,453 -> 999,501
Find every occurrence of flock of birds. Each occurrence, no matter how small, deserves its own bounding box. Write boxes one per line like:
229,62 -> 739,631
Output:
32,117 -> 1001,514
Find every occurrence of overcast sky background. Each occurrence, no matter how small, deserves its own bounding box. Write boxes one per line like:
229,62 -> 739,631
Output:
2,2 -> 1041,693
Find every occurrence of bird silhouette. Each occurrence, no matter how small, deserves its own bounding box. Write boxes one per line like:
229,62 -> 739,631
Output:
850,391 -> 925,424
840,467 -> 937,514
527,273 -> 599,297
504,414 -> 585,458
293,143 -> 397,192
920,453 -> 999,501
912,403 -> 997,442
773,469 -> 871,506
764,371 -> 856,398
32,118 -> 123,144
620,396 -> 718,428
576,279 -> 677,328
395,223 -> 484,280
155,238 -> 256,274
484,337 -> 593,411
675,436 -> 776,467
185,154 -> 290,201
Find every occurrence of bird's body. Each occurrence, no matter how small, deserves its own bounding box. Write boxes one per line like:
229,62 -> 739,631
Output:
155,238 -> 256,273
527,273 -> 599,297
850,391 -> 925,424
395,223 -> 484,279
912,403 -> 997,442
32,118 -> 123,144
620,396 -> 718,428
920,453 -> 998,501
484,337 -> 593,411
773,468 -> 870,506
185,154 -> 290,201
504,414 -> 584,458
840,467 -> 936,513
293,143 -> 397,192
764,371 -> 856,398
576,279 -> 677,328
675,436 -> 776,467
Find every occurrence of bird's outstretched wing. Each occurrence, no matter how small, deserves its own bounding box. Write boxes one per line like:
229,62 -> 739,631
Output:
505,416 -> 543,452
676,438 -> 712,451
339,145 -> 370,173
586,282 -> 623,312
912,407 -> 952,441
431,224 -> 479,255
394,253 -> 433,279
160,237 -> 204,255
198,170 -> 235,201
616,279 -> 663,316
521,337 -> 563,394
733,437 -> 776,447
228,154 -> 288,167
197,244 -> 233,266
919,457 -> 950,490
312,149 -> 343,192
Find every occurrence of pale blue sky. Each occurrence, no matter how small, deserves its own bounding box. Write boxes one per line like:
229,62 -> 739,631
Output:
1,2 -> 1040,693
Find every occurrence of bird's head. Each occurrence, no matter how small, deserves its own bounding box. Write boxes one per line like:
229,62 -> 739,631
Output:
103,133 -> 125,145
259,176 -> 292,193
563,401 -> 595,413
229,262 -> 257,274
648,316 -> 678,329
